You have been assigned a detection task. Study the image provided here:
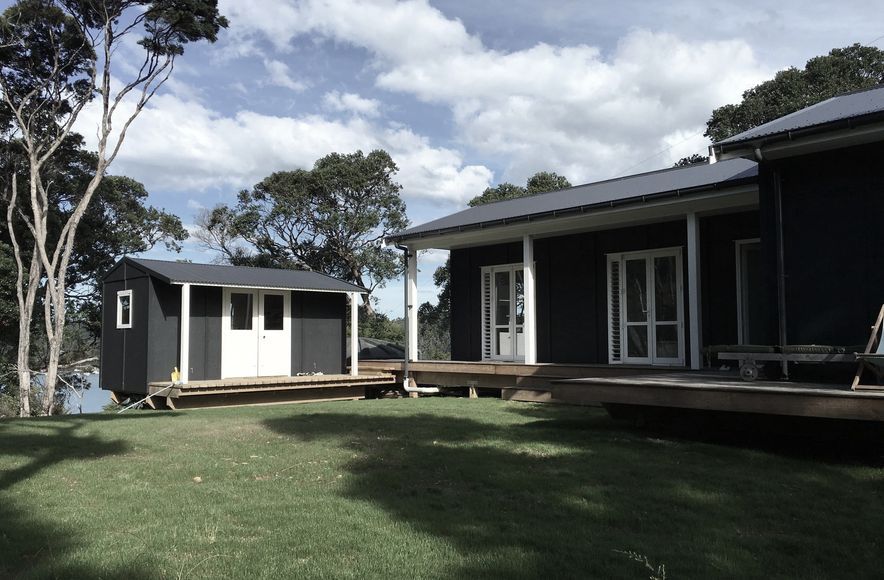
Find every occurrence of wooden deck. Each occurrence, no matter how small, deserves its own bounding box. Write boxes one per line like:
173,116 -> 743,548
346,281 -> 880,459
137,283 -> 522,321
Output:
361,360 -> 884,422
146,373 -> 396,409
538,372 -> 884,422
359,359 -> 667,390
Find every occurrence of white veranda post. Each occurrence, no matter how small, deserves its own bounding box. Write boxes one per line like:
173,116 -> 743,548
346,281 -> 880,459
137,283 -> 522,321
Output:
523,235 -> 537,364
179,283 -> 191,384
686,213 -> 702,370
406,249 -> 418,361
350,292 -> 359,376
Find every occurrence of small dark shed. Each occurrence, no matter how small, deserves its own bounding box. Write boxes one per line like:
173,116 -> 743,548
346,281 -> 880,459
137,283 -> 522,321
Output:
100,257 -> 366,397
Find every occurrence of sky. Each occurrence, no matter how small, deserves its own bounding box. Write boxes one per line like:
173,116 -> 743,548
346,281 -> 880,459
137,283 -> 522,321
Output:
10,0 -> 884,316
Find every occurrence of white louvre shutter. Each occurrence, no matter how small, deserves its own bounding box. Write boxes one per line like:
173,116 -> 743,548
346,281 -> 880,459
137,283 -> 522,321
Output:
608,258 -> 622,363
481,269 -> 493,360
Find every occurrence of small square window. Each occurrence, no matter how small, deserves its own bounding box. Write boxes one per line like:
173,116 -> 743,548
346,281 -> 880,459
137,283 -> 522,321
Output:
116,290 -> 133,329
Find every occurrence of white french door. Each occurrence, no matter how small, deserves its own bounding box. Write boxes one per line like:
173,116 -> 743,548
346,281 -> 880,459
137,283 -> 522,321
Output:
257,291 -> 290,376
482,264 -> 525,361
608,248 -> 684,365
221,289 -> 291,378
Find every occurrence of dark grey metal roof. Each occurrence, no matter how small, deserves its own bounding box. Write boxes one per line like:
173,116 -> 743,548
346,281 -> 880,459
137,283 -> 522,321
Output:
715,84 -> 884,147
390,157 -> 758,242
121,257 -> 367,293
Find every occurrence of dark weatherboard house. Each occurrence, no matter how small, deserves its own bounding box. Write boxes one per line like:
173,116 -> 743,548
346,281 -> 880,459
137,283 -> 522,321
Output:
372,84 -> 884,421
100,258 -> 370,404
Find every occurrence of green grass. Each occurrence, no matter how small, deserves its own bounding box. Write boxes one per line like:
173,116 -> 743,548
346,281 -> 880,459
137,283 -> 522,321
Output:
1,398 -> 883,579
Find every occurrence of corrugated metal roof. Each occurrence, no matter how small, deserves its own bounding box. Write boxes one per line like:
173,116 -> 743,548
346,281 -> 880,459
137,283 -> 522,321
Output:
122,258 -> 367,293
390,157 -> 758,242
716,84 -> 884,146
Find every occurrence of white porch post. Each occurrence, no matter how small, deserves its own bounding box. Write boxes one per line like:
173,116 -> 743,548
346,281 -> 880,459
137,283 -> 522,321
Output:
686,213 -> 702,370
350,292 -> 359,376
406,248 -> 418,361
522,234 -> 537,364
179,283 -> 191,384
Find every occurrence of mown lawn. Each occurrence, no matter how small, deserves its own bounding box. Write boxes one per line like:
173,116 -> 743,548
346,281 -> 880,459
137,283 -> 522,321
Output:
0,397 -> 882,579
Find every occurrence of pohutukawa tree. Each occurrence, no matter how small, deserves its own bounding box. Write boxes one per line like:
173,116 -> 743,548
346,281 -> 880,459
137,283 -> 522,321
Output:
196,149 -> 409,315
0,0 -> 227,416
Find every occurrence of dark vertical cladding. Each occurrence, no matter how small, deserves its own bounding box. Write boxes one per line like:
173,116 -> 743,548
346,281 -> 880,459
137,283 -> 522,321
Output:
146,278 -> 180,384
292,291 -> 346,374
101,260 -> 151,394
450,242 -> 522,360
773,141 -> 884,346
699,211 -> 761,347
188,286 -> 222,381
124,276 -> 151,391
100,279 -> 126,392
450,221 -> 694,365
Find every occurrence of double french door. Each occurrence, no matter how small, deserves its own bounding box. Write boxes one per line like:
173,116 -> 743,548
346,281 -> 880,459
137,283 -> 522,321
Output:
221,289 -> 291,378
609,249 -> 684,365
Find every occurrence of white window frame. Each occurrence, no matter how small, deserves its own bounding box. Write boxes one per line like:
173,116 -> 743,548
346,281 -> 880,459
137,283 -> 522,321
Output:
734,238 -> 761,345
481,262 -> 525,362
116,289 -> 133,329
607,247 -> 685,366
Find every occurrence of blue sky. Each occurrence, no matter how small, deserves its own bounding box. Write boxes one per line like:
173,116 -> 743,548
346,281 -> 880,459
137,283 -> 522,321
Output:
10,0 -> 883,316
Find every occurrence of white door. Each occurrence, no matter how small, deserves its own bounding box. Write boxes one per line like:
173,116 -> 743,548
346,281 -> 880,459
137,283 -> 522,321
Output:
258,290 -> 290,376
613,249 -> 684,365
221,289 -> 291,378
222,289 -> 258,378
485,264 -> 525,361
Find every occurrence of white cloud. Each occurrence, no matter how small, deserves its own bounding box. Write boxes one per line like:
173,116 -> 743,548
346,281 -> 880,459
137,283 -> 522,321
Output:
263,59 -> 307,91
221,0 -> 772,183
76,91 -> 492,206
323,91 -> 381,117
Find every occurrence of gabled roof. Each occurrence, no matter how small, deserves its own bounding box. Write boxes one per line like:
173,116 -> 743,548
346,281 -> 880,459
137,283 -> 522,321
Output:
715,84 -> 884,149
389,157 -> 758,243
112,257 -> 367,294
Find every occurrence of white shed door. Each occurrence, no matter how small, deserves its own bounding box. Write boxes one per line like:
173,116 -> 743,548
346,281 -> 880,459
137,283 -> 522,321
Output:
221,289 -> 291,378
222,289 -> 259,378
257,290 -> 290,376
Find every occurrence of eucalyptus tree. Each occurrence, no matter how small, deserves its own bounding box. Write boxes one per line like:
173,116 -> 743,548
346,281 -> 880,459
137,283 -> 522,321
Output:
0,0 -> 227,416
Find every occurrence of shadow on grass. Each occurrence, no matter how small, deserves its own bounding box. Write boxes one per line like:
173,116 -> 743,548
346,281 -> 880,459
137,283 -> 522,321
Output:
264,403 -> 884,579
595,404 -> 884,466
0,414 -> 162,579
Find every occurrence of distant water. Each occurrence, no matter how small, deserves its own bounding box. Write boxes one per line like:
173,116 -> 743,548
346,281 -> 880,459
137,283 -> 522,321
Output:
68,373 -> 110,414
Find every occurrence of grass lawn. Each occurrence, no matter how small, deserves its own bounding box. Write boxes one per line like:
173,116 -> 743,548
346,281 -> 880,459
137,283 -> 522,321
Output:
1,397 -> 883,579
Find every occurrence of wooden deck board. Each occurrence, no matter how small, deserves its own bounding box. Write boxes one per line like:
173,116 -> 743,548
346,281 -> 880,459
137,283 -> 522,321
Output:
143,372 -> 396,409
548,372 -> 884,421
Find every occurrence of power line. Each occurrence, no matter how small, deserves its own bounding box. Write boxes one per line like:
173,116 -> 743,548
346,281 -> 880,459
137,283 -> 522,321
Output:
608,130 -> 706,179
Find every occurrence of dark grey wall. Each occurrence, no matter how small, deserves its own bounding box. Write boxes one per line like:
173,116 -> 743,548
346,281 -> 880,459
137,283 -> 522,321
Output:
146,278 -> 180,385
291,292 -> 346,374
100,262 -> 150,394
762,141 -> 884,346
450,220 -> 694,364
188,286 -> 222,381
699,211 -> 761,347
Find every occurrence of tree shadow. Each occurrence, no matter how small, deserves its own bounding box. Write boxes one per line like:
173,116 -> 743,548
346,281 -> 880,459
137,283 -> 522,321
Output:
0,414 -> 164,578
590,404 -> 884,467
263,403 -> 884,579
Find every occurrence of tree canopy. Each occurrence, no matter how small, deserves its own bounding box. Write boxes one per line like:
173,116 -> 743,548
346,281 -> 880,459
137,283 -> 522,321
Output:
197,150 -> 409,312
467,170 -> 571,207
705,44 -> 884,142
